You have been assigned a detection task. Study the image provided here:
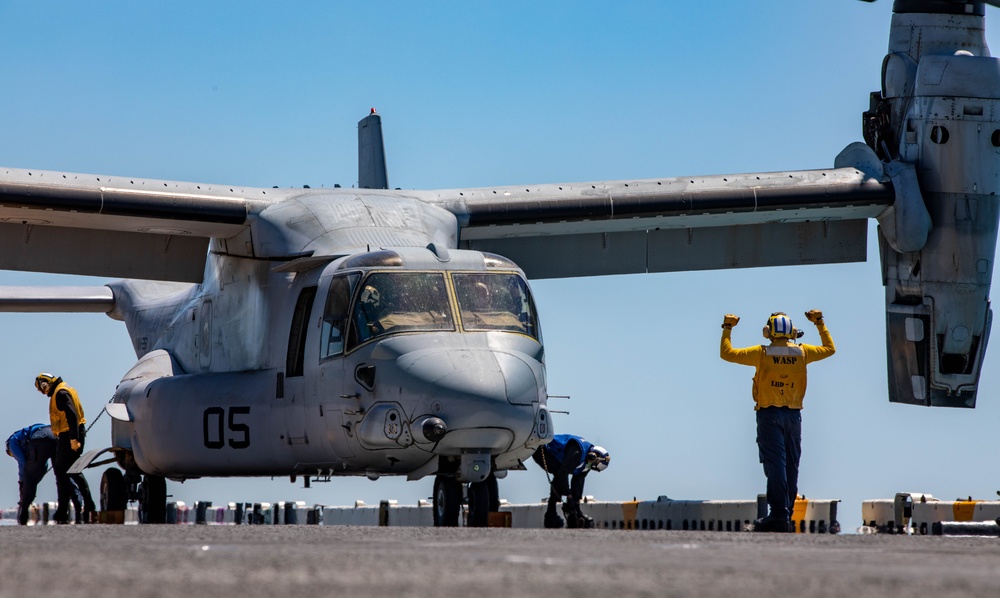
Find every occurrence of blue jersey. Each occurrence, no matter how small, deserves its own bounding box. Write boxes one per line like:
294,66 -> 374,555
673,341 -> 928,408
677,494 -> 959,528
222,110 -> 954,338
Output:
542,434 -> 594,475
5,424 -> 56,479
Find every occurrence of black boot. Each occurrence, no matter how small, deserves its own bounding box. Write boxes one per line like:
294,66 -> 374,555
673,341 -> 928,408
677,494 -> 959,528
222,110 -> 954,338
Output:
753,516 -> 790,533
544,510 -> 564,529
563,502 -> 582,529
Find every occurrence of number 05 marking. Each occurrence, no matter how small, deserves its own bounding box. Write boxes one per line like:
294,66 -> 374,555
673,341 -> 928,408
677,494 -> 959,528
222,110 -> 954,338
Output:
203,406 -> 251,449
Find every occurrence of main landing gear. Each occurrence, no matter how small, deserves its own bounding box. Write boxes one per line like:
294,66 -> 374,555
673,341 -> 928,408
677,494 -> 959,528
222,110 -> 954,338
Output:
432,473 -> 499,527
99,468 -> 168,524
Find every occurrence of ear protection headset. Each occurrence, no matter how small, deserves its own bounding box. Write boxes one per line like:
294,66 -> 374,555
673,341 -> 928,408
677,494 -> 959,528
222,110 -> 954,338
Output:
585,446 -> 610,472
35,372 -> 58,394
762,312 -> 803,340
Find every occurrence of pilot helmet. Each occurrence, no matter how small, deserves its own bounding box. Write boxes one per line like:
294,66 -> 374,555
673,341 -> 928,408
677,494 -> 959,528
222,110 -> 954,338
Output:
586,446 -> 610,472
34,372 -> 58,395
360,285 -> 381,310
472,281 -> 490,307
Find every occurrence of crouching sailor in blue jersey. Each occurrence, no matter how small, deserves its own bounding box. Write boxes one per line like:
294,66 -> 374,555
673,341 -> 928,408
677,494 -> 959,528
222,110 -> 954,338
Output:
532,434 -> 610,529
6,423 -> 58,525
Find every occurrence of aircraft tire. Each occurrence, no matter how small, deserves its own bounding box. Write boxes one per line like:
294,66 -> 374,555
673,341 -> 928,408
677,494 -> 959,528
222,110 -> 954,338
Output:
433,475 -> 461,527
100,468 -> 128,512
139,475 -> 168,524
487,473 -> 500,513
467,473 -> 499,528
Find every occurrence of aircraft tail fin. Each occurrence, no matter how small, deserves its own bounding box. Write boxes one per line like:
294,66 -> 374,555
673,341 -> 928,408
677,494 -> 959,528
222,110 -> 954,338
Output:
358,108 -> 389,189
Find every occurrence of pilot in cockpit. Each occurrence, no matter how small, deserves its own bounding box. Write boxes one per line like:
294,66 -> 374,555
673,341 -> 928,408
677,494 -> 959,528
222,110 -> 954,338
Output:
462,280 -> 525,332
470,281 -> 491,310
357,284 -> 385,339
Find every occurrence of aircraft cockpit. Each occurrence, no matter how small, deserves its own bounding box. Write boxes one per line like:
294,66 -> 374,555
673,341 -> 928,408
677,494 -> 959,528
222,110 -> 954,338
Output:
318,255 -> 540,357
353,271 -> 455,343
453,273 -> 537,337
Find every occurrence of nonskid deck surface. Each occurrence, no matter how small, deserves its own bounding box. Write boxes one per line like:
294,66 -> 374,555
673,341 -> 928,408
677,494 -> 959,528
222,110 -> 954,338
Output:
1,525 -> 998,598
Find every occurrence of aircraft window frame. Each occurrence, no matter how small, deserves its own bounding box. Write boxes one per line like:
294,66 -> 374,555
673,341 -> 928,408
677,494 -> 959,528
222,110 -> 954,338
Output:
347,271 -> 456,350
453,272 -> 539,340
286,286 -> 317,377
320,272 -> 361,360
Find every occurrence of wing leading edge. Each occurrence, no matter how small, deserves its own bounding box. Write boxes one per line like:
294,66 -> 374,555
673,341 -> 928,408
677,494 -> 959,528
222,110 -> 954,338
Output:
428,165 -> 893,279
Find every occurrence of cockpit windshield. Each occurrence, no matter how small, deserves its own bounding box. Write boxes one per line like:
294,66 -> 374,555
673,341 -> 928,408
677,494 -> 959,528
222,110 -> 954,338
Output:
347,270 -> 540,348
454,273 -> 538,338
351,272 -> 454,345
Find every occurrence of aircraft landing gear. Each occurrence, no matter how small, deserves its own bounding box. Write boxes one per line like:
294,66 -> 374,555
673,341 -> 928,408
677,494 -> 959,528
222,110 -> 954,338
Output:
100,468 -> 128,512
99,467 -> 168,523
466,473 -> 499,528
138,475 -> 167,524
432,473 -> 500,527
433,475 -> 462,527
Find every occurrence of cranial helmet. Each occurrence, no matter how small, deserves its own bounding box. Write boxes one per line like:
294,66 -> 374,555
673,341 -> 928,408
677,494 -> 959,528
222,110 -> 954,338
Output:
586,446 -> 610,472
766,313 -> 796,339
34,372 -> 58,394
360,285 -> 381,310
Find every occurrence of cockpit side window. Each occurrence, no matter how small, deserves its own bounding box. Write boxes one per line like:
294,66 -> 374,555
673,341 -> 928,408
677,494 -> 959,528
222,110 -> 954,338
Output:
348,271 -> 454,348
320,273 -> 360,359
454,273 -> 539,339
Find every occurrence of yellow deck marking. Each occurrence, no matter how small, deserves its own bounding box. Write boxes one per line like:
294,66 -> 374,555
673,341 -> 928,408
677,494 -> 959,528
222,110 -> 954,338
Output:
952,501 -> 980,522
791,497 -> 808,533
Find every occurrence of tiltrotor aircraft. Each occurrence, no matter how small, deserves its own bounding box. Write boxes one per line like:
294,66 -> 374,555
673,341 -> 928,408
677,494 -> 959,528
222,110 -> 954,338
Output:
0,0 -> 997,523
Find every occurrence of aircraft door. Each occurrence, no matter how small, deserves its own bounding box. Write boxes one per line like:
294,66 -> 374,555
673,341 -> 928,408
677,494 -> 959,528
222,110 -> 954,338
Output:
317,273 -> 361,460
282,285 -> 317,447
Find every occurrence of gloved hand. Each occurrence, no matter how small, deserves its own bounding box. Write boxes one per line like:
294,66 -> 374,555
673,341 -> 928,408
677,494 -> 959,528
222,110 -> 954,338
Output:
805,309 -> 824,324
70,439 -> 81,451
722,314 -> 740,329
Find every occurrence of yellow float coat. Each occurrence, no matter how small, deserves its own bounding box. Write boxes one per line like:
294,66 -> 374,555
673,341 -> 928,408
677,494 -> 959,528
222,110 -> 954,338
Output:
720,324 -> 835,410
48,381 -> 86,436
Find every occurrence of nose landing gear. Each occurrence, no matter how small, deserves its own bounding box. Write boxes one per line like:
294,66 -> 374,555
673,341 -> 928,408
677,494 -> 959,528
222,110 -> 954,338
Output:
99,467 -> 168,523
432,472 -> 499,527
433,475 -> 461,526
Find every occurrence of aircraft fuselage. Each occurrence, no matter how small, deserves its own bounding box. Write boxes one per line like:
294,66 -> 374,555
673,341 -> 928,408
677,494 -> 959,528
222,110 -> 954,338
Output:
107,244 -> 552,484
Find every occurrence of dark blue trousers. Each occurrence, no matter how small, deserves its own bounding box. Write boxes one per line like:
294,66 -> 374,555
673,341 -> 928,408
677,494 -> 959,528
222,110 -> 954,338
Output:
756,407 -> 802,520
18,459 -> 49,525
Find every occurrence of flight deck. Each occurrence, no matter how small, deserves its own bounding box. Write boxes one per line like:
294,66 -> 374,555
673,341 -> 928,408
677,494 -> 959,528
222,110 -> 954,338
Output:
1,524 -> 998,598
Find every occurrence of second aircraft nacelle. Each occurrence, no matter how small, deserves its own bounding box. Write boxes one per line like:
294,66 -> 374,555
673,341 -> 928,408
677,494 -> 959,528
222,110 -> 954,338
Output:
868,5 -> 1000,407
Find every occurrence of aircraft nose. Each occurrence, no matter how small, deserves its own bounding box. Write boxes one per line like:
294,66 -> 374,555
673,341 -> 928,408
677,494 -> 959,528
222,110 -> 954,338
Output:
397,348 -> 539,405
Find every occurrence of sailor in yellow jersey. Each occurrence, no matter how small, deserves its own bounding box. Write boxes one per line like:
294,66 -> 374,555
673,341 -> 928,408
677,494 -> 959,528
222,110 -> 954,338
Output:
719,310 -> 835,532
34,373 -> 96,524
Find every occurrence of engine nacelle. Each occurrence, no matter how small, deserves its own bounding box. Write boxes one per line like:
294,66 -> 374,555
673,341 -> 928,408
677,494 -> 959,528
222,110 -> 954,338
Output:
868,4 -> 1000,407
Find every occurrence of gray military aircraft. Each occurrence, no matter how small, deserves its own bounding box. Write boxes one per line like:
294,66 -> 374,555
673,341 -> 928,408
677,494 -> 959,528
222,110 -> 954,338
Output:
0,0 -> 996,523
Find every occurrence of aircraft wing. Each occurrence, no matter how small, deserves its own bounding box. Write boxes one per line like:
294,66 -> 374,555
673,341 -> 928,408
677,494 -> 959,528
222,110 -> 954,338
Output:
0,167 -> 279,282
0,158 -> 895,284
426,163 -> 894,279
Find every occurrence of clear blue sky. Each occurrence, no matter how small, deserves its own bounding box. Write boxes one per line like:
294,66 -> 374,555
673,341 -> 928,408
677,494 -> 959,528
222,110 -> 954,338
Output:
1,1 -> 997,530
